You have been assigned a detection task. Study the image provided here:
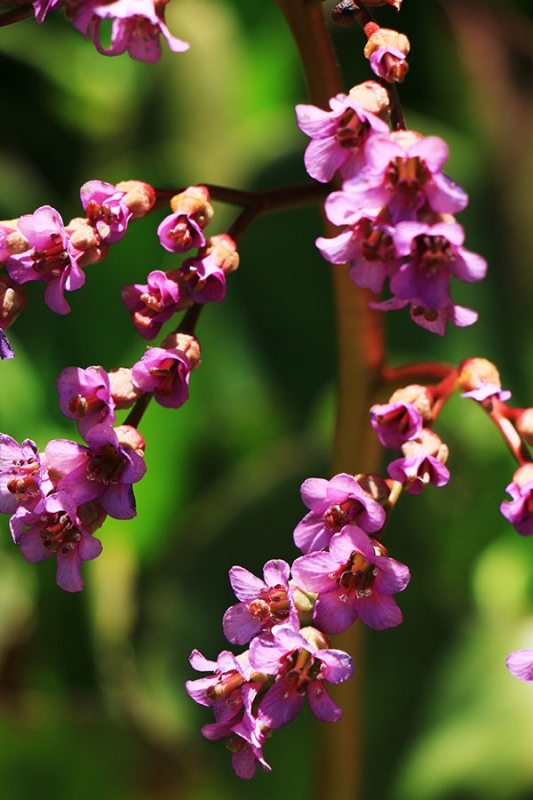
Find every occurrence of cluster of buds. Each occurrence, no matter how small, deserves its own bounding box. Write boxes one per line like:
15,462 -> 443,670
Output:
187,471 -> 410,777
32,0 -> 189,63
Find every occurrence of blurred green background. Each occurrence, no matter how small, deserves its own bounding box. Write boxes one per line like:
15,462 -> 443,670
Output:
2,0 -> 533,797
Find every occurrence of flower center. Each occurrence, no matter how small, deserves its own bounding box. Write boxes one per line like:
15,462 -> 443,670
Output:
39,511 -> 82,554
31,233 -> 69,277
6,456 -> 40,503
335,109 -> 367,149
68,389 -> 106,419
412,234 -> 451,275
247,585 -> 290,624
86,444 -> 127,484
386,156 -> 429,207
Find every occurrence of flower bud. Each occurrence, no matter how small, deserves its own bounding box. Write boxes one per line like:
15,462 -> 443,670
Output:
458,358 -> 501,393
204,234 -> 239,274
402,428 -> 448,463
511,463 -> 533,489
331,0 -> 358,28
114,425 -> 146,458
115,180 -> 156,218
389,384 -> 433,422
160,332 -> 202,370
108,367 -> 143,409
355,472 -> 391,505
169,185 -> 214,230
516,410 -> 533,446
364,29 -> 410,83
299,626 -> 330,651
0,276 -> 26,329
347,80 -> 391,122
6,229 -> 29,255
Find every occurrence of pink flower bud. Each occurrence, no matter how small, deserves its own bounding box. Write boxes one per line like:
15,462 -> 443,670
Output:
108,367 -> 143,409
347,80 -> 391,122
115,180 -> 156,218
364,29 -> 410,84
0,276 -> 26,329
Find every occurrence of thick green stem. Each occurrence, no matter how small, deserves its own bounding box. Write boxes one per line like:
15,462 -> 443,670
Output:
273,2 -> 386,798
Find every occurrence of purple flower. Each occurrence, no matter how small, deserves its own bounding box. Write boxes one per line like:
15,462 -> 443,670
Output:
72,0 -> 189,63
80,180 -> 133,243
157,212 -> 206,254
121,270 -> 187,340
507,649 -> 533,682
341,132 -> 468,223
370,292 -> 478,336
222,559 -> 297,645
292,526 -> 410,634
316,206 -> 399,294
0,329 -> 14,360
56,366 -> 116,438
500,464 -> 533,536
32,0 -> 63,23
0,434 -> 50,515
293,472 -> 386,554
295,94 -> 389,183
369,401 -> 423,451
45,425 -> 146,520
249,624 -> 354,729
10,493 -> 103,592
6,206 -> 85,314
185,648 -> 252,716
387,430 -> 450,495
131,346 -> 192,409
180,251 -> 227,304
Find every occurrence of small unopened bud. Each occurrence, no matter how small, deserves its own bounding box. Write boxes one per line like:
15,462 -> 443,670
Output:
458,358 -> 501,393
67,217 -> 109,267
516,410 -> 533,446
402,428 -> 448,463
0,277 -> 26,328
355,472 -> 391,505
108,367 -> 143,409
331,0 -> 358,28
389,384 -> 433,422
169,185 -> 214,230
160,332 -> 202,370
347,81 -> 391,122
6,229 -> 29,255
512,463 -> 533,489
78,499 -> 107,535
114,424 -> 146,457
291,586 -> 317,616
390,129 -> 423,152
364,29 -> 410,84
205,234 -> 239,274
115,180 -> 156,218
300,626 -> 330,651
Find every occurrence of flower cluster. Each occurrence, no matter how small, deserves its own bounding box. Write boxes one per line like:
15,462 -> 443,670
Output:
33,0 -> 189,63
297,80 -> 487,335
122,186 -> 239,341
186,471 -> 410,777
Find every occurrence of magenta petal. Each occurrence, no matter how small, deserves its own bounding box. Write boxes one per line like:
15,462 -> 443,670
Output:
507,649 -> 533,682
262,559 -> 290,587
313,589 -> 358,634
55,547 -> 84,592
307,681 -> 343,722
222,604 -> 262,645
357,592 -> 403,630
258,678 -> 303,729
228,566 -> 266,601
100,482 -> 136,519
373,557 -> 410,594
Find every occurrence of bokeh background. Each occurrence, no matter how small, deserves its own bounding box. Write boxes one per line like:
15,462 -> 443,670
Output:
2,0 -> 533,797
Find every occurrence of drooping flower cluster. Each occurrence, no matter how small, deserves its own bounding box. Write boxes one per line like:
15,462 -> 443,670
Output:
186,470 -> 410,777
297,79 -> 488,335
32,0 -> 189,63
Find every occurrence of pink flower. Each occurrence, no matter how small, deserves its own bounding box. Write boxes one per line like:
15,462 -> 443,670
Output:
56,366 -> 116,438
222,559 -> 297,645
80,180 -> 133,243
131,346 -> 192,409
10,493 -> 103,592
249,624 -> 354,729
6,206 -> 85,314
45,425 -> 146,520
72,0 -> 189,63
121,270 -> 188,340
0,434 -> 50,515
157,212 -> 206,254
293,472 -> 386,554
507,649 -> 533,682
500,464 -> 533,536
369,401 -> 423,451
387,430 -> 450,495
296,95 -> 389,183
180,250 -> 227,304
292,526 -> 410,633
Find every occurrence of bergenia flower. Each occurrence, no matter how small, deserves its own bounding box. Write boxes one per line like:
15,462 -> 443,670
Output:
387,430 -> 450,495
295,94 -> 389,183
72,0 -> 189,64
180,250 -> 227,304
222,559 -> 296,645
45,425 -> 146,520
507,649 -> 533,682
369,400 -> 423,451
158,211 -> 206,254
121,270 -> 188,340
10,493 -> 104,592
131,346 -> 192,409
6,206 -> 86,314
249,624 -> 354,729
80,180 -> 133,243
341,131 -> 468,223
293,472 -> 386,554
56,365 -> 116,438
500,464 -> 533,536
292,526 -> 410,634
0,434 -> 50,515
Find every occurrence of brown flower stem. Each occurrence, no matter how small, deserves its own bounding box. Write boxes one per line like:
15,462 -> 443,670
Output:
0,4 -> 33,26
381,361 -> 455,387
272,2 -> 387,799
